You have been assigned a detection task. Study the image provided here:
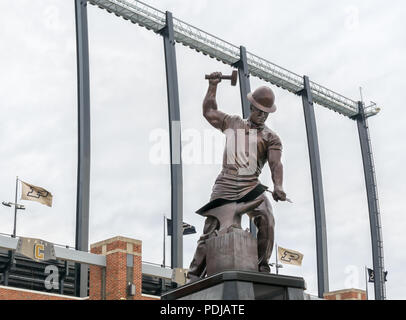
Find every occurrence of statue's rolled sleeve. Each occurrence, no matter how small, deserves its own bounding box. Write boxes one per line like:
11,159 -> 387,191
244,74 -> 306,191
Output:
267,133 -> 282,152
221,114 -> 241,132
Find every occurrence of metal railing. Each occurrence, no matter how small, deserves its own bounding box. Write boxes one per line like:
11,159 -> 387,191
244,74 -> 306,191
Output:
88,0 -> 381,118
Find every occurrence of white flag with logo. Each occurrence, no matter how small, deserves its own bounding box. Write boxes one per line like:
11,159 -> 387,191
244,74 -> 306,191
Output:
21,180 -> 53,207
278,246 -> 304,266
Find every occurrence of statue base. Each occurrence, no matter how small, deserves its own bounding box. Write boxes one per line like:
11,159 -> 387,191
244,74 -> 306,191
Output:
161,270 -> 306,300
206,228 -> 258,276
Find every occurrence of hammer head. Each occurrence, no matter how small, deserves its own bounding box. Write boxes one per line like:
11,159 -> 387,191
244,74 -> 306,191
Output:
205,70 -> 238,86
230,70 -> 238,86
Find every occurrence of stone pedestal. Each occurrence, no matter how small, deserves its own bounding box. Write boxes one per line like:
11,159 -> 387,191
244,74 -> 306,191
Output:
161,270 -> 306,300
206,228 -> 258,276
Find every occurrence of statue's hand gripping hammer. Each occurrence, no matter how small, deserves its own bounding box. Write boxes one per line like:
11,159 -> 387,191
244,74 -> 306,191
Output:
205,70 -> 238,86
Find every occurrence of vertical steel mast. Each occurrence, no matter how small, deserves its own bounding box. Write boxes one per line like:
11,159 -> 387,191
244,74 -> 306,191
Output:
356,101 -> 385,300
160,11 -> 183,269
234,45 -> 257,236
74,0 -> 91,297
300,75 -> 329,298
234,46 -> 251,119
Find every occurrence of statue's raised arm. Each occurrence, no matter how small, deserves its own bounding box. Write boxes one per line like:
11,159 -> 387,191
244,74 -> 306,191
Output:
202,72 -> 228,130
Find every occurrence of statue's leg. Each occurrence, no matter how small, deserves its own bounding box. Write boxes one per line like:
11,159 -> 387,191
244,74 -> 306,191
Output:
248,194 -> 275,273
187,216 -> 218,281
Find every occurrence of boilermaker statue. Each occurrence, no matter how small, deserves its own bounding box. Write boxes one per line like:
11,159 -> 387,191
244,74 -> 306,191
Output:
187,71 -> 288,282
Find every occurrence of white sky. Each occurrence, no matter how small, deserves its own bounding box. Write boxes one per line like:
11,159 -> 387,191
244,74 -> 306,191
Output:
0,0 -> 405,299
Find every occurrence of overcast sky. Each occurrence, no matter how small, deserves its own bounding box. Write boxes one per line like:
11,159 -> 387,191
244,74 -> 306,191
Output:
0,0 -> 405,299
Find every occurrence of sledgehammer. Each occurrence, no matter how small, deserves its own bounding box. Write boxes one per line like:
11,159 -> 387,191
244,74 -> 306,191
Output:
205,70 -> 238,86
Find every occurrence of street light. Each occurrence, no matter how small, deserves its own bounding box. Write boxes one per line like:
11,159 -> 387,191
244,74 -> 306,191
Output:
2,202 -> 25,210
2,201 -> 12,207
2,177 -> 26,238
2,200 -> 26,238
269,262 -> 284,275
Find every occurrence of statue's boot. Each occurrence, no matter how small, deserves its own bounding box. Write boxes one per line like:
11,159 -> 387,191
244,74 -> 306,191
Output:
248,194 -> 275,272
187,238 -> 207,282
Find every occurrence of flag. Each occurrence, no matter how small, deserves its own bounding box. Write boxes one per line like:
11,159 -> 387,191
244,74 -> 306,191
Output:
21,180 -> 53,207
367,268 -> 374,283
367,268 -> 388,282
167,218 -> 196,236
277,246 -> 304,266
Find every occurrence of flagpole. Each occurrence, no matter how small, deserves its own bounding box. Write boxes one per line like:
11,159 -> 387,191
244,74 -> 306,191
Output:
163,214 -> 166,268
365,266 -> 369,300
12,176 -> 18,238
275,243 -> 279,275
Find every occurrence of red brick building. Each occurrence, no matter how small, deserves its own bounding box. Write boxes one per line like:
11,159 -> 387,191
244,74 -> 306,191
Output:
0,235 -> 174,300
324,289 -> 367,300
0,234 -> 366,300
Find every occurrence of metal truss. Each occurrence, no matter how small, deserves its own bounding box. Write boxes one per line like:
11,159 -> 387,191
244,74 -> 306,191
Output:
88,0 -> 380,118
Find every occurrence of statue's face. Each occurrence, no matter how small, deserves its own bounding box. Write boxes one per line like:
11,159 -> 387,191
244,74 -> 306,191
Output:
250,105 -> 269,125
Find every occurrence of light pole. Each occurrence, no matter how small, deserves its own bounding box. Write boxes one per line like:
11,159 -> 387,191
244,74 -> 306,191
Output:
2,177 -> 25,238
270,263 -> 283,275
270,243 -> 283,275
2,201 -> 26,238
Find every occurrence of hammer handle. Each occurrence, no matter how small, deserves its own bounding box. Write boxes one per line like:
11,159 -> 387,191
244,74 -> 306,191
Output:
205,74 -> 233,80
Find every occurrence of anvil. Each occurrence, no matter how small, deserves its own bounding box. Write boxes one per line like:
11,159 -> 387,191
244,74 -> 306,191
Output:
200,198 -> 264,234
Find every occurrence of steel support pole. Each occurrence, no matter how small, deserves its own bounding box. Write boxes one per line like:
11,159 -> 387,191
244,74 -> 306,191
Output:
3,270 -> 8,286
74,0 -> 91,298
59,260 -> 69,295
233,46 -> 257,236
356,102 -> 385,300
365,266 -> 369,300
234,46 -> 251,119
300,75 -> 329,298
160,11 -> 183,269
3,250 -> 14,286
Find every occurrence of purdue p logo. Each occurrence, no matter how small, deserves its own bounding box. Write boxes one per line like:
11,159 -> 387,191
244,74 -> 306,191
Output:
27,187 -> 50,199
277,246 -> 304,266
34,243 -> 45,260
20,181 -> 53,207
280,251 -> 301,263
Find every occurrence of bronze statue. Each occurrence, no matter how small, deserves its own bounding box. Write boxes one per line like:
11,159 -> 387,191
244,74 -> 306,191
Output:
187,72 -> 287,281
